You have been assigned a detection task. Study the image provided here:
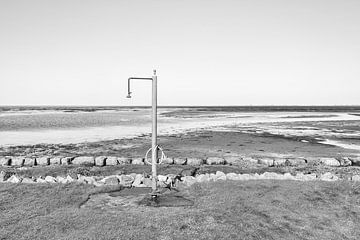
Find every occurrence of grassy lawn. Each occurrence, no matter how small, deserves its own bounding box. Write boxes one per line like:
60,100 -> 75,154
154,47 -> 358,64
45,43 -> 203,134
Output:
1,180 -> 360,240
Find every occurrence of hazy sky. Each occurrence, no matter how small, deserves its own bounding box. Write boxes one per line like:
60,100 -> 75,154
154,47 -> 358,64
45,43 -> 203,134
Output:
0,0 -> 359,106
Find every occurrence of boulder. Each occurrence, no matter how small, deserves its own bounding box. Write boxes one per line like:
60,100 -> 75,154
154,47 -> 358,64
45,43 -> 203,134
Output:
257,158 -> 274,167
349,156 -> 360,166
319,172 -> 339,181
132,174 -> 144,187
106,157 -> 118,166
320,158 -> 340,167
283,173 -> 296,180
238,174 -> 251,180
224,156 -> 241,165
22,177 -> 35,184
117,157 -> 131,165
215,171 -> 226,180
61,157 -> 74,165
181,176 -> 196,186
226,173 -> 239,180
44,176 -> 57,183
296,173 -> 313,181
158,175 -> 168,182
36,178 -> 47,183
206,157 -> 225,165
294,172 -> 307,181
260,172 -> 281,180
66,175 -> 75,183
7,175 -> 22,183
50,157 -> 62,165
251,173 -> 261,180
285,158 -> 307,166
166,174 -> 177,186
37,157 -> 50,166
160,157 -> 174,164
337,157 -> 352,167
352,175 -> 360,182
11,157 -> 24,166
56,176 -> 69,184
273,158 -> 287,167
72,156 -> 95,166
174,157 -> 187,165
78,176 -> 96,185
119,175 -> 134,187
95,156 -> 107,166
23,157 -> 36,166
104,176 -> 119,185
0,157 -> 10,166
186,158 -> 203,166
196,174 -> 211,182
131,158 -> 144,165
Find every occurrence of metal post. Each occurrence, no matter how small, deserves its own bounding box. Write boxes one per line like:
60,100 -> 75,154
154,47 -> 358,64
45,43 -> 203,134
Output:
126,70 -> 159,194
151,70 -> 158,193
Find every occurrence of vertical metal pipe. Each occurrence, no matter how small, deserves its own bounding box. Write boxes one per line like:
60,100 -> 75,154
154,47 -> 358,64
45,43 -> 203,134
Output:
151,69 -> 158,192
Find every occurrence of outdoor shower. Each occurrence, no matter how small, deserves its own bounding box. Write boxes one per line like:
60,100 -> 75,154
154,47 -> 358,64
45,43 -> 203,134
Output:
127,70 -> 165,196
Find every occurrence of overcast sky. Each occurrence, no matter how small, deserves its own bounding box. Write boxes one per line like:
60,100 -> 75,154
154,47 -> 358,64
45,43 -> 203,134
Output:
0,0 -> 359,106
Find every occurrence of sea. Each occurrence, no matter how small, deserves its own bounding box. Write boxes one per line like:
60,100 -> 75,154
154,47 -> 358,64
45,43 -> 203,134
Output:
0,106 -> 360,150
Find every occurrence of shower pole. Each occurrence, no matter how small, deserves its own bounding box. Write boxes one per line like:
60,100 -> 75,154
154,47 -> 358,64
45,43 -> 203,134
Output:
127,70 -> 158,194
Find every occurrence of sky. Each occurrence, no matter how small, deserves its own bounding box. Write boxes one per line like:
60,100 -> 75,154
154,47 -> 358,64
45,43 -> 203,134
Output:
0,0 -> 359,106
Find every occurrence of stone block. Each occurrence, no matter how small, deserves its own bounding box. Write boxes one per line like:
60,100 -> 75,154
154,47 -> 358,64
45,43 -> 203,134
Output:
117,157 -> 131,165
104,176 -> 119,185
119,175 -> 134,187
44,176 -> 57,183
7,175 -> 22,183
105,157 -> 118,166
131,157 -> 144,165
186,158 -> 203,166
50,157 -> 62,165
224,156 -> 241,165
320,158 -> 340,167
206,157 -> 225,165
95,156 -> 107,166
37,157 -> 50,166
0,157 -> 10,166
160,157 -> 174,164
61,157 -> 74,165
72,156 -> 95,166
273,158 -> 287,167
22,177 -> 35,184
226,173 -> 239,180
257,158 -> 274,167
11,157 -> 25,166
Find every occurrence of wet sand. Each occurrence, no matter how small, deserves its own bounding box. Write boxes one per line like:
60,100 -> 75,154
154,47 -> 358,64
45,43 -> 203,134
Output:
1,128 -> 358,160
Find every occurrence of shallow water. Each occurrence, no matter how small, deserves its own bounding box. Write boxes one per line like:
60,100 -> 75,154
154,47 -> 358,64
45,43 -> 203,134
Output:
0,107 -> 359,150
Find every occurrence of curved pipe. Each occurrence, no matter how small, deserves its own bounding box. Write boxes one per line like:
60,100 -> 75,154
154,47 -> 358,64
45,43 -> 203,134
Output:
127,77 -> 152,98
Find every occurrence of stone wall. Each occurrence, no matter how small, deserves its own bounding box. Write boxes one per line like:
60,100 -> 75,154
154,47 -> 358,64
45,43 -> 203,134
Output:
1,155 -> 359,167
1,170 -> 360,186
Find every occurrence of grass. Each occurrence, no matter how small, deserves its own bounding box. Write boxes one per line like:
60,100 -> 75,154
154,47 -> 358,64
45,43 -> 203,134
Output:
1,180 -> 360,240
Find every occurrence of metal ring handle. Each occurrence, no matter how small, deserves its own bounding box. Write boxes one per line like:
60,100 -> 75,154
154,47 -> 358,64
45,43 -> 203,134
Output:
144,145 -> 167,165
